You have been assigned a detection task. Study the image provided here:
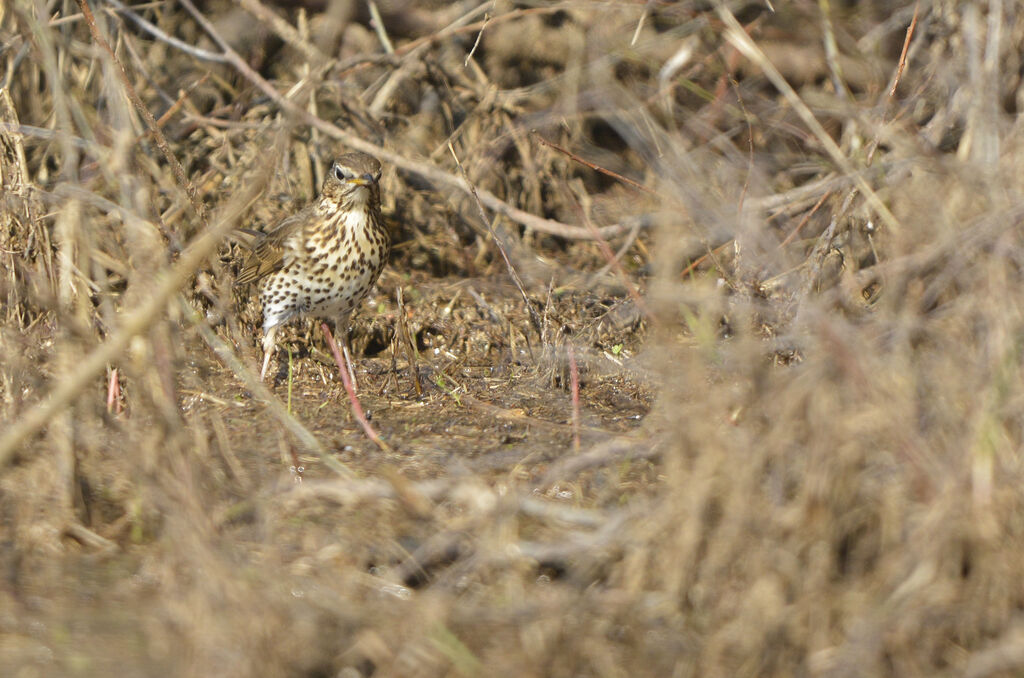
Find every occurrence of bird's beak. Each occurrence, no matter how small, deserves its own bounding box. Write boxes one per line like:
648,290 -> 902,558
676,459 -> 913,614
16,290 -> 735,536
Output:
347,174 -> 377,186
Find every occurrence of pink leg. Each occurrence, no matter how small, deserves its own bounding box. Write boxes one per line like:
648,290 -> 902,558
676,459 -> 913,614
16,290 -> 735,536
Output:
342,341 -> 359,392
321,322 -> 390,452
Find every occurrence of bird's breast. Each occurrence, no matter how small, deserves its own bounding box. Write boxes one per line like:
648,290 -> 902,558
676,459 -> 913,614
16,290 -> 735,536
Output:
259,205 -> 389,325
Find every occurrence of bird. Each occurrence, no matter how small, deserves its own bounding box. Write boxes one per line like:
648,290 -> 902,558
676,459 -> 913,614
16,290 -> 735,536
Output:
236,152 -> 390,382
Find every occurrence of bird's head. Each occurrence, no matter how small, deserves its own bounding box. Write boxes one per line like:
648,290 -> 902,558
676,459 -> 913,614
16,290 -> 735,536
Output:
322,152 -> 382,208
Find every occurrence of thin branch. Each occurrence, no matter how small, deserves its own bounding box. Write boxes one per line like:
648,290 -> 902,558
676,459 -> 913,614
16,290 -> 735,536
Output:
175,0 -> 629,241
715,3 -> 901,235
182,299 -> 350,477
76,0 -> 208,223
104,0 -> 228,63
464,1 -> 492,66
539,437 -> 662,488
448,142 -> 543,336
0,155 -> 275,467
866,2 -> 920,167
534,132 -> 657,196
234,0 -> 327,64
366,0 -> 395,54
890,2 -> 919,97
568,343 -> 580,453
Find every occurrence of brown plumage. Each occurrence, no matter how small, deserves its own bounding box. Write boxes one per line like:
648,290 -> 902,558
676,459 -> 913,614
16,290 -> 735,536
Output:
237,152 -> 390,380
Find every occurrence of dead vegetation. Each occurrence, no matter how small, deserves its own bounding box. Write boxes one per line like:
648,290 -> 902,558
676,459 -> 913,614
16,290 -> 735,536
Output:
3,1 -> 1024,676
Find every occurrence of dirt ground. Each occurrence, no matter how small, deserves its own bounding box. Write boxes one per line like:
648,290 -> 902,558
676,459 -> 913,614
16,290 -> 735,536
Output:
4,1 -> 1024,677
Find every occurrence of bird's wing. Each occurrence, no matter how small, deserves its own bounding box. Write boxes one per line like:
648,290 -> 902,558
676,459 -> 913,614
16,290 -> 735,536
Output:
234,209 -> 308,286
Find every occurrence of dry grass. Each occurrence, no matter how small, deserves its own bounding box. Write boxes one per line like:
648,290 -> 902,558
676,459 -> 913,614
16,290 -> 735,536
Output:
3,1 -> 1024,676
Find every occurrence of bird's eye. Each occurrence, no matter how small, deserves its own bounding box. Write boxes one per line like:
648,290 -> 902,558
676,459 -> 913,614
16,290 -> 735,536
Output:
333,165 -> 348,181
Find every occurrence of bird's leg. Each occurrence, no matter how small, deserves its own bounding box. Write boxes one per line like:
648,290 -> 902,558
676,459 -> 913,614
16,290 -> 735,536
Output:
320,322 -> 390,452
345,344 -> 357,390
260,325 -> 279,381
337,319 -> 359,392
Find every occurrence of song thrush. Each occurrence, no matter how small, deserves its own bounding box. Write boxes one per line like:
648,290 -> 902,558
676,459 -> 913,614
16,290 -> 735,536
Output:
236,152 -> 390,381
